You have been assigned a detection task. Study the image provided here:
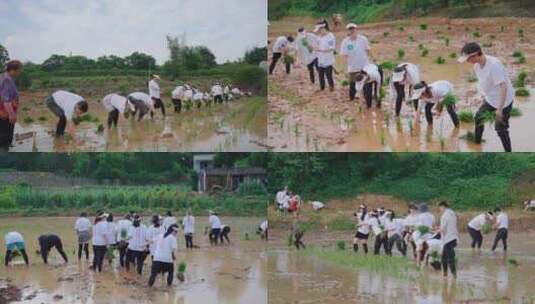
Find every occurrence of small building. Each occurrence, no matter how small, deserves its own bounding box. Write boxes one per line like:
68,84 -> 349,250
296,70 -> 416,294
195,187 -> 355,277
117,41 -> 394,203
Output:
198,167 -> 267,193
193,154 -> 216,173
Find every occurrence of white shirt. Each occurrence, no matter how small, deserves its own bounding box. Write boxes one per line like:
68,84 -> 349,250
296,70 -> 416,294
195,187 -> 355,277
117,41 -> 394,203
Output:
128,224 -> 147,251
421,80 -> 454,104
340,35 -> 370,72
102,93 -> 132,113
404,213 -> 419,228
211,85 -> 223,96
209,215 -> 222,229
183,215 -> 195,234
296,32 -> 318,65
260,220 -> 268,232
273,36 -> 289,53
386,218 -> 404,237
368,217 -> 382,236
128,92 -> 153,107
147,225 -> 166,255
148,79 -> 160,99
231,88 -> 242,95
74,217 -> 91,232
311,201 -> 324,211
418,212 -> 435,228
116,219 -> 132,241
397,63 -> 420,86
224,86 -> 230,94
474,55 -> 514,108
363,64 -> 381,84
468,213 -> 487,231
162,216 -> 177,230
440,208 -> 459,244
276,190 -> 288,205
106,222 -> 117,245
92,221 -> 108,246
5,232 -> 24,245
153,234 -> 177,263
172,86 -> 185,99
52,90 -> 84,120
357,213 -> 370,234
317,32 -> 336,68
496,212 -> 509,229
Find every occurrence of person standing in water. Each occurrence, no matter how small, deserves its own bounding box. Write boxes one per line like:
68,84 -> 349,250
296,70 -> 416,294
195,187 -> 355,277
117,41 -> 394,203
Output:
182,211 -> 195,249
208,211 -> 222,245
126,215 -> 148,275
410,80 -> 460,128
491,207 -> 509,253
101,93 -> 133,129
438,201 -> 458,279
0,60 -> 23,151
269,35 -> 294,75
105,214 -> 117,265
147,215 -> 165,259
458,42 -> 514,152
148,224 -> 179,287
211,82 -> 224,105
45,90 -> 89,138
314,20 -> 336,92
38,234 -> 69,264
353,204 -> 370,254
91,214 -> 108,272
340,23 -> 372,101
467,211 -> 493,252
75,212 -> 92,261
116,214 -> 132,267
296,27 -> 319,84
391,63 -> 421,117
148,74 -> 166,117
4,231 -> 29,266
163,211 -> 177,231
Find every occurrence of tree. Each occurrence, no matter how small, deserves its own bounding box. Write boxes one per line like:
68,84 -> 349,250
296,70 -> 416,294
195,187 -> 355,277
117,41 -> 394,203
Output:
125,52 -> 156,70
41,54 -> 67,72
243,47 -> 267,65
196,46 -> 217,68
0,45 -> 9,70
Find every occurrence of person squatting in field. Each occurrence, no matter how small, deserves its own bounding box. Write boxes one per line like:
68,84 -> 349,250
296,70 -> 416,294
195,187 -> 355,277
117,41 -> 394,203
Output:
38,234 -> 69,265
45,90 -> 89,139
269,35 -> 295,75
4,231 -> 29,266
101,93 -> 134,129
410,80 -> 460,128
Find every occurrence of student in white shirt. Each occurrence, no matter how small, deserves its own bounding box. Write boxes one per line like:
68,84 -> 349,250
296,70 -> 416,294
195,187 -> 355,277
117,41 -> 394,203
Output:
171,85 -> 185,113
314,20 -> 336,91
147,216 -> 165,258
126,216 -> 148,275
353,63 -> 383,109
101,93 -> 133,129
467,211 -> 493,250
163,211 -> 177,231
116,214 -> 133,267
208,211 -> 222,245
92,214 -> 109,272
438,201 -> 459,279
403,203 -> 420,259
410,80 -> 460,128
224,85 -> 231,101
385,211 -> 406,256
391,63 -> 421,117
340,23 -> 372,101
127,92 -> 154,121
353,204 -> 370,254
182,211 -> 195,249
148,74 -> 166,117
46,90 -> 89,138
491,207 -> 509,252
296,27 -> 319,84
75,212 -> 92,260
259,220 -> 268,241
269,35 -> 295,75
276,187 -> 289,210
4,231 -> 29,266
148,224 -> 179,287
211,83 -> 224,104
458,42 -> 514,152
373,208 -> 389,255
105,214 -> 117,265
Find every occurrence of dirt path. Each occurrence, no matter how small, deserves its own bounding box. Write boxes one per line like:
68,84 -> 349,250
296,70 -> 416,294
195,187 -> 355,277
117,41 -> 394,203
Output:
268,17 -> 535,152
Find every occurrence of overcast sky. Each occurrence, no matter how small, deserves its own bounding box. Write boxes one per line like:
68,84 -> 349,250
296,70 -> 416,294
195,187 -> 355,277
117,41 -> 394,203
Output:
0,0 -> 267,64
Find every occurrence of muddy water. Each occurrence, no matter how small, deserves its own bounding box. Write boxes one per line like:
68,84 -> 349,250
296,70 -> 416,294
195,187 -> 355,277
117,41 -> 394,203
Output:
268,231 -> 535,303
269,17 -> 535,152
0,217 -> 267,304
11,95 -> 267,152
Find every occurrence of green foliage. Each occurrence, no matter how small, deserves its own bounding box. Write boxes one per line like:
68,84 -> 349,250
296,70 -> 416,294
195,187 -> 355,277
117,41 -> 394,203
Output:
283,54 -> 295,65
397,48 -> 405,59
23,117 -> 34,124
336,240 -> 345,251
514,71 -> 527,88
379,61 -> 396,71
473,31 -> 481,38
435,56 -> 446,64
421,49 -> 429,57
449,52 -> 457,59
243,47 -> 267,65
237,179 -> 267,196
327,216 -> 354,231
79,114 -> 99,123
178,262 -> 187,273
417,225 -> 430,234
510,107 -> 522,117
512,51 -> 524,58
515,88 -> 530,97
420,24 -> 428,31
441,94 -> 457,106
14,71 -> 33,91
341,80 -> 349,87
482,223 -> 492,235
508,257 -> 519,266
458,110 -> 474,123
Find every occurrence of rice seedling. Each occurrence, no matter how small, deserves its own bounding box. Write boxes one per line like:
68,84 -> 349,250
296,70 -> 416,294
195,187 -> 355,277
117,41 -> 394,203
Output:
398,26 -> 404,32
23,117 -> 34,124
177,262 -> 187,282
459,110 -> 475,123
283,54 -> 295,65
79,114 -> 99,123
510,107 -> 522,117
97,124 -> 105,133
514,71 -> 527,88
441,94 -> 457,106
341,80 -> 349,87
482,42 -> 493,48
473,31 -> 481,38
287,234 -> 294,247
449,52 -> 457,59
480,111 -> 496,125
417,225 -> 430,234
515,56 -> 526,64
380,131 -> 386,146
500,25 -> 505,32
397,49 -> 405,59
444,37 -> 450,46
512,50 -> 524,58
22,106 -> 30,112
481,223 -> 492,235
515,88 -> 530,97
383,32 -> 390,37
508,257 -> 519,266
421,49 -> 429,57
467,74 -> 478,83
408,35 -> 415,42
518,28 -> 524,37
105,247 -> 115,264
420,24 -> 428,31
460,131 -> 484,143
418,44 -> 424,50
336,240 -> 346,251
37,116 -> 47,122
465,26 -> 470,31
435,56 -> 446,64
379,61 -> 396,71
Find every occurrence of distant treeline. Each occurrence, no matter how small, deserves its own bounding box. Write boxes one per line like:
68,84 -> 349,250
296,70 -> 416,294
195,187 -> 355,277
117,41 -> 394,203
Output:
269,0 -> 535,22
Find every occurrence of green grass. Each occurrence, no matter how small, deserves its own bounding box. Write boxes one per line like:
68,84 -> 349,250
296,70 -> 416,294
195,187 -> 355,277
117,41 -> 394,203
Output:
379,61 -> 396,71
327,216 -> 355,231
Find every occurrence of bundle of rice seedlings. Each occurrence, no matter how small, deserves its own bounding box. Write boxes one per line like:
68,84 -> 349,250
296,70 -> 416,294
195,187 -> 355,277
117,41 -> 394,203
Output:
105,247 -> 115,263
481,223 -> 492,235
459,110 -> 474,123
177,262 -> 187,282
435,57 -> 446,64
336,240 -> 346,251
417,225 -> 430,234
441,94 -> 457,106
515,88 -> 530,97
508,257 -> 519,266
283,54 -> 295,65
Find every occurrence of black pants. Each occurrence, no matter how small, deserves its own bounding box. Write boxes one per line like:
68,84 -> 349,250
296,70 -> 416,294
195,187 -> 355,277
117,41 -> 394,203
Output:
318,66 -> 334,91
108,109 -> 119,128
294,231 -> 305,250
152,97 -> 166,116
214,95 -> 223,104
4,249 -> 29,266
467,226 -> 483,249
78,243 -> 89,260
394,83 -> 418,116
307,58 -> 318,84
0,118 -> 15,151
349,71 -> 362,101
374,233 -> 388,255
474,101 -> 513,152
387,234 -> 406,256
425,103 -> 459,127
45,96 -> 67,137
148,261 -> 174,287
172,99 -> 182,113
220,226 -> 231,244
118,241 -> 128,267
269,52 -> 290,75
39,235 -> 68,264
363,82 -> 377,109
492,228 -> 508,251
442,239 -> 457,276
126,249 -> 146,275
209,228 -> 221,245
129,97 -> 150,121
185,234 -> 193,249
92,245 -> 107,272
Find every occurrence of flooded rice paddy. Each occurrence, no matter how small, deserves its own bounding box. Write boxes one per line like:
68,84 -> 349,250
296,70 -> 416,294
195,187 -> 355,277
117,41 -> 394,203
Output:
268,229 -> 535,303
0,217 -> 267,304
268,17 -> 535,151
12,93 -> 267,152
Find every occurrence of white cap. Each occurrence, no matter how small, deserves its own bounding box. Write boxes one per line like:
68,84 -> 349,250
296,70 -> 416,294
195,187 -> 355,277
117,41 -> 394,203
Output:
346,23 -> 358,30
457,51 -> 479,63
313,23 -> 326,33
410,86 -> 427,100
152,74 -> 161,80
